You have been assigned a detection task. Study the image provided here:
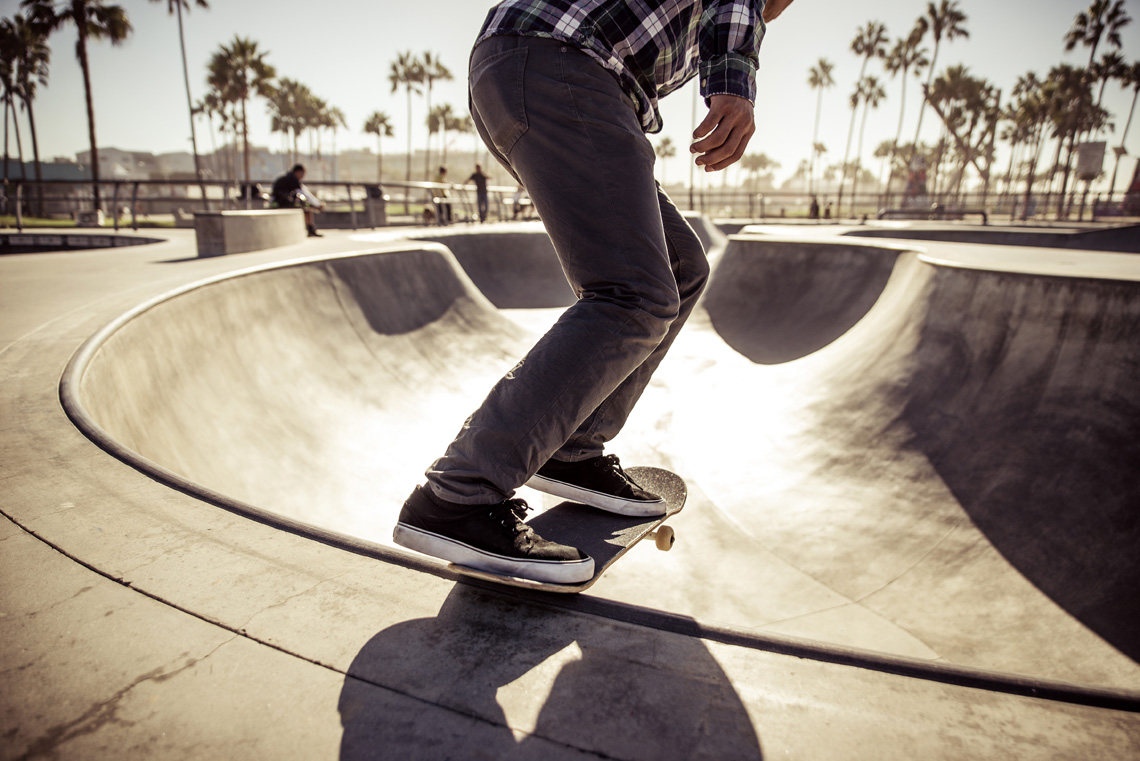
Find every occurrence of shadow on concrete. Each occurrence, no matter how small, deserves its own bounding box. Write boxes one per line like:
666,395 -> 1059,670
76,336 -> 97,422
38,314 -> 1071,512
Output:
702,238 -> 897,364
901,268 -> 1140,662
338,585 -> 763,760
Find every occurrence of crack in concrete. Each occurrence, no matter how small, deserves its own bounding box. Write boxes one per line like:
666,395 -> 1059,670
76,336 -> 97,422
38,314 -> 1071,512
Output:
10,636 -> 237,760
236,570 -> 354,633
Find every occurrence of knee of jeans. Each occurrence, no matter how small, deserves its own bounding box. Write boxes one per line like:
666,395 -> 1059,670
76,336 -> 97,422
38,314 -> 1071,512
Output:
641,283 -> 682,333
683,253 -> 711,299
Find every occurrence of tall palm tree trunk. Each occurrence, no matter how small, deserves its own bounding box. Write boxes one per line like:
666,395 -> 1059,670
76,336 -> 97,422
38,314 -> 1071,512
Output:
404,87 -> 412,214
176,1 -> 207,210
910,42 -> 942,174
74,5 -> 102,212
810,88 -> 823,194
423,84 -> 433,181
3,96 -> 9,181
888,67 -> 909,198
10,94 -> 25,179
837,87 -> 861,210
851,101 -> 870,215
1108,86 -> 1137,194
25,97 -> 44,215
240,96 -> 250,184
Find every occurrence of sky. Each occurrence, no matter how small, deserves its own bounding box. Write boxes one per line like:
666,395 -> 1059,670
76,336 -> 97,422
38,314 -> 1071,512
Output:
3,0 -> 1139,191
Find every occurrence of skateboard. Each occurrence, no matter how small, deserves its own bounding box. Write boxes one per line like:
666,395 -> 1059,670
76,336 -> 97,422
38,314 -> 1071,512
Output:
295,184 -> 324,209
448,467 -> 686,593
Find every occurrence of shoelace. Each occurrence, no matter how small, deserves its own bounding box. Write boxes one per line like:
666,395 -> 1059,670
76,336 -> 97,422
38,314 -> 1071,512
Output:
490,498 -> 531,536
597,454 -> 640,487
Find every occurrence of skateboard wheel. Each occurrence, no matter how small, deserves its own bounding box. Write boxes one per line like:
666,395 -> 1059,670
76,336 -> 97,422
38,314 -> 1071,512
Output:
654,525 -> 675,551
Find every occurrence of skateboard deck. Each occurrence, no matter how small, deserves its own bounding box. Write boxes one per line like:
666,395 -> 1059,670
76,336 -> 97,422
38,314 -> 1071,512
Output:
448,466 -> 686,593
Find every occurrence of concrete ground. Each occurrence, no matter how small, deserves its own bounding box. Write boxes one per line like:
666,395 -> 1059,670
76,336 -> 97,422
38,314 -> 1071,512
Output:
2,220 -> 1138,760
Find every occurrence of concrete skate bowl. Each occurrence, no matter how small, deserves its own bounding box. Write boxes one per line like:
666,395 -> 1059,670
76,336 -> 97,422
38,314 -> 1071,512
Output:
59,230 -> 1140,701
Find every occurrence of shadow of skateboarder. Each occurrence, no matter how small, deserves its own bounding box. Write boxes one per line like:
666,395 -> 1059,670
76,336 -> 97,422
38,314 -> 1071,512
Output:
337,584 -> 764,759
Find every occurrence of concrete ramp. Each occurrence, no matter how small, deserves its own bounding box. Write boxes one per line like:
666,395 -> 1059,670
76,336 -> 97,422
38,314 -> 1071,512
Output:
66,229 -> 1140,697
846,222 -> 1140,253
703,238 -> 902,363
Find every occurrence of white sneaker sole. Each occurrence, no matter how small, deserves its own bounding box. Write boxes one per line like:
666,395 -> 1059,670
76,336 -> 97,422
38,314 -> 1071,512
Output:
525,474 -> 667,517
393,523 -> 594,584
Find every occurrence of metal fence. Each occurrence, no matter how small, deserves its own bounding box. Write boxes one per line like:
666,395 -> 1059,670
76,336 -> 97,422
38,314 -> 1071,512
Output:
0,178 -> 531,232
2,178 -> 1136,232
681,187 -> 1139,225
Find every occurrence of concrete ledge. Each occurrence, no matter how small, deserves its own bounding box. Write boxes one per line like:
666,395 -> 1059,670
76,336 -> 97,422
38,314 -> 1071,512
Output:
193,208 -> 305,257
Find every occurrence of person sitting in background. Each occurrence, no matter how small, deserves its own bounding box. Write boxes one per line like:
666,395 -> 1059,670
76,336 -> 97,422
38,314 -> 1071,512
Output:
271,163 -> 322,238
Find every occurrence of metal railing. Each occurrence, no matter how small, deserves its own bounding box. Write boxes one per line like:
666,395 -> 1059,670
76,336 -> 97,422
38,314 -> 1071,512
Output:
0,178 -> 531,232
2,178 -> 1137,232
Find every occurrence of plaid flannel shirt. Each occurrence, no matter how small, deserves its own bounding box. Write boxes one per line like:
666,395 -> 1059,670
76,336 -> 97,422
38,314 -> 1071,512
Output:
475,0 -> 766,134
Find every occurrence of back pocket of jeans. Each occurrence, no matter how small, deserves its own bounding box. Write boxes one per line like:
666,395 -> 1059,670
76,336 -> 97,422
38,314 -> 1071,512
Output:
470,46 -> 529,156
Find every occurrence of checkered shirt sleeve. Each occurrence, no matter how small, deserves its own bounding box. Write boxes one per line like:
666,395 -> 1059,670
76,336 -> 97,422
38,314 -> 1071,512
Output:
476,0 -> 765,133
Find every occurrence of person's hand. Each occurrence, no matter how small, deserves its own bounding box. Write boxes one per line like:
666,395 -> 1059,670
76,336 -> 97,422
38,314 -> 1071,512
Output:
762,0 -> 795,22
691,94 -> 756,172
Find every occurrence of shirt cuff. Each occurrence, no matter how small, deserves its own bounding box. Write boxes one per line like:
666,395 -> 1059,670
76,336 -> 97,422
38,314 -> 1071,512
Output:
699,53 -> 757,104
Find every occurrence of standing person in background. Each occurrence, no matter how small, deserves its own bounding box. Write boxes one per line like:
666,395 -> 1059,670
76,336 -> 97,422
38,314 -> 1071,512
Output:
394,0 -> 796,583
467,163 -> 492,223
434,165 -> 452,226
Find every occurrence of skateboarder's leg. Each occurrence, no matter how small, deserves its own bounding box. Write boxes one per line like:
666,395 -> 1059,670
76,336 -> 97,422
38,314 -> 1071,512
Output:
555,188 -> 708,461
526,190 -> 706,515
397,35 -> 680,580
426,36 -> 680,503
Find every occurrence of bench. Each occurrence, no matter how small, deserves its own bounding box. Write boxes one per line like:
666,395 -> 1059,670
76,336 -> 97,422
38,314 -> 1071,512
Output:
193,209 -> 306,257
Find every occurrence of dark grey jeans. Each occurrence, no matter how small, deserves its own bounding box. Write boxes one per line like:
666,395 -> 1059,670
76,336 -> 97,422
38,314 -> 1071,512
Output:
426,35 -> 709,504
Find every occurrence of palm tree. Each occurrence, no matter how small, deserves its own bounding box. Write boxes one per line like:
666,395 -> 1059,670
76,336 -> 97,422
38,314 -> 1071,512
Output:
1065,0 -> 1132,72
1000,72 -> 1040,199
1059,1 -> 1131,213
0,22 -> 25,182
420,51 -> 452,180
740,153 -> 780,194
149,0 -> 208,202
267,78 -> 311,166
427,103 -> 456,167
326,105 -> 347,182
304,95 -> 327,170
363,111 -> 394,183
874,138 -> 895,189
22,0 -> 132,212
884,23 -> 928,196
209,36 -> 275,185
389,50 -> 423,209
1091,50 -> 1127,109
1108,60 -> 1140,195
850,75 -> 887,214
838,21 -> 888,210
807,58 -> 835,195
193,91 -> 223,177
5,14 -> 50,214
909,1 -> 969,170
655,136 -> 677,185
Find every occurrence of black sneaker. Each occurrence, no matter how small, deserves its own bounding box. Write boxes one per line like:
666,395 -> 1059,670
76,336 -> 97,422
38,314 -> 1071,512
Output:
526,455 -> 666,516
393,486 -> 594,584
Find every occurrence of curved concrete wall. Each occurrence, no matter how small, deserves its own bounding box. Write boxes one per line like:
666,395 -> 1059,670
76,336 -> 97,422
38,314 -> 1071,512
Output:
66,231 -> 1140,690
702,236 -> 902,363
